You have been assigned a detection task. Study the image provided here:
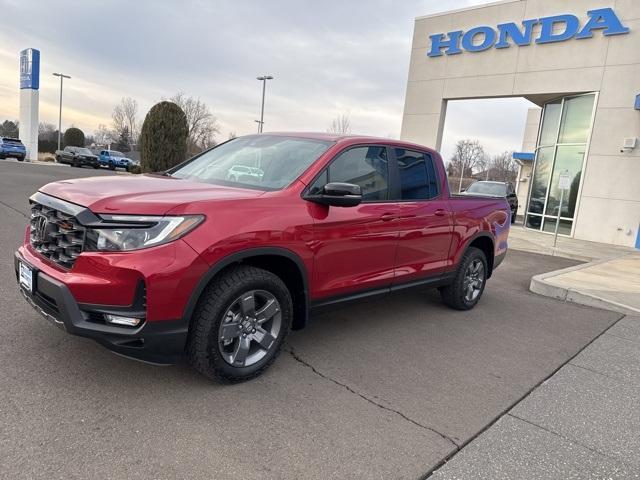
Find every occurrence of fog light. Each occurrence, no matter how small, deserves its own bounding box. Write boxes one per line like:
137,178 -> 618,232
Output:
104,314 -> 143,327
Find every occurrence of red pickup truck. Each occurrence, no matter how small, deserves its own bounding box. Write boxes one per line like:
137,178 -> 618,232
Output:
15,133 -> 510,382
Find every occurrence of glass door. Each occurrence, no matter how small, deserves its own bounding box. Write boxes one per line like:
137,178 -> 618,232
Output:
525,93 -> 596,236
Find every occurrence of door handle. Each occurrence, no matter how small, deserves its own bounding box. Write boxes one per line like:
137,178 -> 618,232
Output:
434,209 -> 447,217
380,213 -> 397,222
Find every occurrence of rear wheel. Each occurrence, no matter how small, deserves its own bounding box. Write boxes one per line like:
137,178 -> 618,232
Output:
440,247 -> 487,310
187,265 -> 292,382
109,162 -> 115,170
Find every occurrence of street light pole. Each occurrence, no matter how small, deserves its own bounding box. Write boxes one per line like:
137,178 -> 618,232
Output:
52,72 -> 71,150
256,75 -> 273,133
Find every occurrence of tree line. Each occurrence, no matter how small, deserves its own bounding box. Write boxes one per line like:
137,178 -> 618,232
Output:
447,139 -> 518,192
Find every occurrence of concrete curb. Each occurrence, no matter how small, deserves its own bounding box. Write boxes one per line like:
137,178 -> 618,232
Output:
511,245 -> 595,262
530,257 -> 640,315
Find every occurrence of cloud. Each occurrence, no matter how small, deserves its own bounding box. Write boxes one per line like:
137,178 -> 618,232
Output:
0,0 -> 530,155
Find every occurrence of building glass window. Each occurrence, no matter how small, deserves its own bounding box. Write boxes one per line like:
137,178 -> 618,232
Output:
525,93 -> 595,236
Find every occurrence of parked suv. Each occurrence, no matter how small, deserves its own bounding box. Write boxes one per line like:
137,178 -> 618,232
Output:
0,137 -> 26,161
15,133 -> 510,382
55,146 -> 99,168
462,181 -> 518,223
98,150 -> 137,171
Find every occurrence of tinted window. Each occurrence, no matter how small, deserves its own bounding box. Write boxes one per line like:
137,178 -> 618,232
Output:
310,146 -> 389,201
395,149 -> 438,200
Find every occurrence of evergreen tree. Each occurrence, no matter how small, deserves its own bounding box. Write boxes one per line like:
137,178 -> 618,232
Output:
63,127 -> 85,147
139,101 -> 188,172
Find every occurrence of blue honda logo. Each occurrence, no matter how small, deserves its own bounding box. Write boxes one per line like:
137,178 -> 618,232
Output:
427,8 -> 630,57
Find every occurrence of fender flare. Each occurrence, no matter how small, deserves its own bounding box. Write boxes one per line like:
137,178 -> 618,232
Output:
181,247 -> 310,329
457,231 -> 496,277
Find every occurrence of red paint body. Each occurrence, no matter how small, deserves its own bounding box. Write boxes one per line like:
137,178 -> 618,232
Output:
18,134 -> 510,323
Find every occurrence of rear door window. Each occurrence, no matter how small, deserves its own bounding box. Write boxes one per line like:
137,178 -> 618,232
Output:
394,149 -> 438,200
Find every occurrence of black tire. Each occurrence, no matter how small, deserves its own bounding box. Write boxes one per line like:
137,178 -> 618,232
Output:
440,246 -> 488,311
187,265 -> 292,383
93,164 -> 99,169
109,162 -> 115,170
17,157 -> 24,162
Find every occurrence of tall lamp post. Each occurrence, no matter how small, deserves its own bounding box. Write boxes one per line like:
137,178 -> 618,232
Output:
256,75 -> 273,133
52,72 -> 71,150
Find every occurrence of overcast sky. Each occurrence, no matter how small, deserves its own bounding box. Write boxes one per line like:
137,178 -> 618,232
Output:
0,0 -> 536,161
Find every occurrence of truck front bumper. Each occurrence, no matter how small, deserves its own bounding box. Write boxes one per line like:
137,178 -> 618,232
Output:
14,252 -> 188,364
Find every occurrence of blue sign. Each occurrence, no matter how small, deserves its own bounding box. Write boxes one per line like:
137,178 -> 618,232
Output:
635,94 -> 640,110
20,48 -> 40,90
428,8 -> 630,57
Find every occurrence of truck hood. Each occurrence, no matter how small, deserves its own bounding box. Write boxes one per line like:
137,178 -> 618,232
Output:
40,174 -> 265,215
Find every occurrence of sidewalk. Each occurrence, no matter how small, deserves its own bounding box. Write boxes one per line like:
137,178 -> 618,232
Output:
530,253 -> 640,315
508,224 -> 640,315
430,314 -> 640,479
509,223 -> 636,262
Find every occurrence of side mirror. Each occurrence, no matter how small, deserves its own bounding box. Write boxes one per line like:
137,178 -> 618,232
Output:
306,182 -> 362,207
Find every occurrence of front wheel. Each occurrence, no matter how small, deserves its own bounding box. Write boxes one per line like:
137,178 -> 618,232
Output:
440,247 -> 488,310
187,265 -> 292,382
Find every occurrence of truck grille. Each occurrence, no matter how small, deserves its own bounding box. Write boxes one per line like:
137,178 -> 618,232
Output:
30,202 -> 86,269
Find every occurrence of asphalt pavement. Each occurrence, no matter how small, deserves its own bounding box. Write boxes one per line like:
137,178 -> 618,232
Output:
0,161 -> 624,479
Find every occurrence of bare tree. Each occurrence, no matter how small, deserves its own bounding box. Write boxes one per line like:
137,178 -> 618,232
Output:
112,97 -> 139,143
487,151 -> 517,182
94,124 -> 113,146
228,131 -> 237,140
38,122 -> 56,141
449,139 -> 485,193
327,114 -> 351,135
168,92 -> 220,155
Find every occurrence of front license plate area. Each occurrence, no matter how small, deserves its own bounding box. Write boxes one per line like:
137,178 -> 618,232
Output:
19,262 -> 33,293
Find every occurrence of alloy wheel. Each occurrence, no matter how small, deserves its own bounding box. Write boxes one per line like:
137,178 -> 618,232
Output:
218,290 -> 282,367
463,259 -> 485,302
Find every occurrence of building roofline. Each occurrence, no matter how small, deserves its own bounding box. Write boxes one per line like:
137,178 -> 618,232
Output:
415,0 -> 522,21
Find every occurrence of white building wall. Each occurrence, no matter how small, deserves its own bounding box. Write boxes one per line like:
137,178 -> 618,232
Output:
19,89 -> 39,161
515,107 -> 541,210
401,0 -> 640,247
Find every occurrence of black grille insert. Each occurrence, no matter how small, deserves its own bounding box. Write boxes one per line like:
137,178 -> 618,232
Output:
30,202 -> 86,269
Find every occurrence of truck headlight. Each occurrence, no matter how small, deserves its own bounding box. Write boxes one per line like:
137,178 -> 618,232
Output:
85,215 -> 204,252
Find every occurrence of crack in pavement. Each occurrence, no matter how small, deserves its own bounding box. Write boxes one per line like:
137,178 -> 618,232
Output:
287,347 -> 461,449
0,199 -> 28,218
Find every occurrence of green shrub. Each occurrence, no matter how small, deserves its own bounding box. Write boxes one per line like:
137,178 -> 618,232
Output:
63,127 -> 85,147
128,165 -> 142,174
139,101 -> 188,172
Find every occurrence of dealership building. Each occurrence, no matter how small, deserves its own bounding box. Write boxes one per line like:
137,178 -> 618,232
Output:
401,0 -> 640,248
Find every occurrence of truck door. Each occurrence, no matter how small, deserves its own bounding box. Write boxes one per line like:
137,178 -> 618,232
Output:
390,148 -> 453,284
309,145 -> 402,300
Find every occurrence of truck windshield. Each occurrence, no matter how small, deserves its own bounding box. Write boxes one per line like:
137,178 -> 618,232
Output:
75,148 -> 93,155
466,182 -> 507,196
170,135 -> 333,190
